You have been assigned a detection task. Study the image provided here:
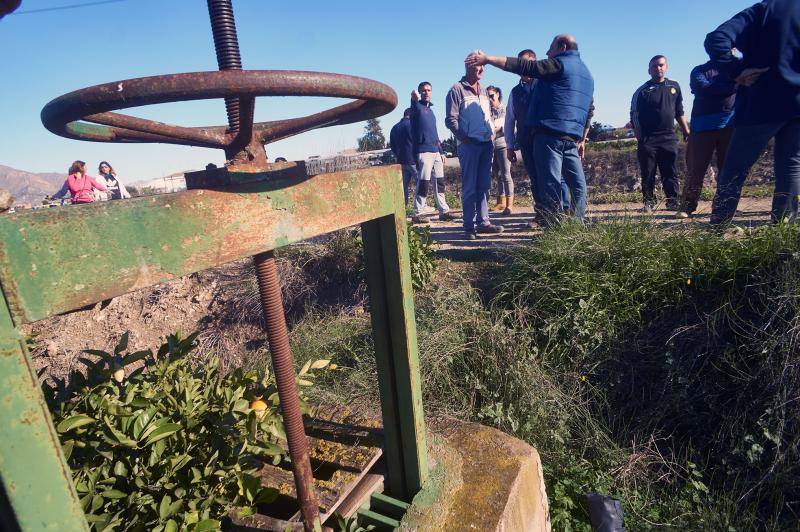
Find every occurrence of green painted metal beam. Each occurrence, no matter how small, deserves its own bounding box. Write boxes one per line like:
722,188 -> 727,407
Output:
0,166 -> 399,325
0,297 -> 88,531
362,207 -> 427,499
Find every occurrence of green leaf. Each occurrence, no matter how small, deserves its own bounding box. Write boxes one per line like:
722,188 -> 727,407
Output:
164,520 -> 178,532
121,350 -> 150,367
62,440 -> 75,461
193,519 -> 221,532
159,494 -> 172,520
56,414 -> 95,433
143,423 -> 182,446
101,489 -> 127,499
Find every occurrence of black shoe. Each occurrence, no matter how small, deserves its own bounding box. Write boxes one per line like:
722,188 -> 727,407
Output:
439,211 -> 458,221
476,223 -> 504,234
464,231 -> 477,240
665,198 -> 680,210
411,215 -> 430,224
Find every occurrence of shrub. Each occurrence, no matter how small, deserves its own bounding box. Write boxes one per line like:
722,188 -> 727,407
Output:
407,224 -> 437,290
44,332 -> 328,531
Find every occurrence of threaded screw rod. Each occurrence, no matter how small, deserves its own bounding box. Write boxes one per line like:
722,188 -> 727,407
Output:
206,0 -> 243,132
253,251 -> 321,531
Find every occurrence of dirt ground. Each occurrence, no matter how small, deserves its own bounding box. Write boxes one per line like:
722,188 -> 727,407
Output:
26,196 -> 774,382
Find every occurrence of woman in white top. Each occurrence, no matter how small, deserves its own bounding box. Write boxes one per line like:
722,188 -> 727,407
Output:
487,86 -> 514,214
95,161 -> 131,201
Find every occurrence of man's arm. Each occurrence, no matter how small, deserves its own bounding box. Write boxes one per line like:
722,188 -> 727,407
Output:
630,86 -> 643,140
445,87 -> 465,143
578,99 -> 595,158
465,51 -> 563,80
504,96 -> 516,159
690,66 -> 737,98
704,3 -> 765,77
51,181 -> 69,200
675,86 -> 690,139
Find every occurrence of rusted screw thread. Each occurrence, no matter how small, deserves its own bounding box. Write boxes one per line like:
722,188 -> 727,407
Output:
253,251 -> 320,531
206,0 -> 242,132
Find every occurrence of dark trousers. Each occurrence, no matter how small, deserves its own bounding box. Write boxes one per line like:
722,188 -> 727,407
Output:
681,127 -> 733,213
637,136 -> 680,206
711,118 -> 800,225
519,130 -> 571,212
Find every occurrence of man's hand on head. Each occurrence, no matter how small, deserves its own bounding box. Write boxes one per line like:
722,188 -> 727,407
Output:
464,50 -> 487,67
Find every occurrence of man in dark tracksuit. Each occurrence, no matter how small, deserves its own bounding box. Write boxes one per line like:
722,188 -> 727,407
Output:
708,0 -> 800,225
631,55 -> 691,212
389,108 -> 417,207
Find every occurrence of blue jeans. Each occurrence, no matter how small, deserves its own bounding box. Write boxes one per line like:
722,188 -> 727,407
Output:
520,131 -> 571,212
533,133 -> 587,221
458,141 -> 493,233
400,163 -> 418,207
711,119 -> 800,224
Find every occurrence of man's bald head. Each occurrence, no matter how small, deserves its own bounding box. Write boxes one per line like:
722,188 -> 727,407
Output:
547,34 -> 579,58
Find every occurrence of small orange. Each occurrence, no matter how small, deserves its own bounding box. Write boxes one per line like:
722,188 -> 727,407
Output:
250,399 -> 268,412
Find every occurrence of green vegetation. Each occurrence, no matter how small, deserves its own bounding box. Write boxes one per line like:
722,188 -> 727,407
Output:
267,220 -> 800,530
588,184 -> 773,205
45,332 -> 328,531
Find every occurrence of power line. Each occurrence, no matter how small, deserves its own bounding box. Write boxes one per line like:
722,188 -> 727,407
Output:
11,0 -> 128,15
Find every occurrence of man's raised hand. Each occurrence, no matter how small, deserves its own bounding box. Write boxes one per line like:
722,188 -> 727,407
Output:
464,50 -> 487,67
411,90 -> 420,102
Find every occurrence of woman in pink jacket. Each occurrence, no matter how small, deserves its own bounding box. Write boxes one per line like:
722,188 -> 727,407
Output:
51,160 -> 106,204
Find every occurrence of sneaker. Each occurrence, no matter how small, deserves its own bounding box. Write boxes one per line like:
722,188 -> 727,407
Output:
476,223 -> 504,234
438,211 -> 458,221
464,231 -> 477,240
525,220 -> 539,230
502,207 -> 512,216
640,204 -> 653,214
410,215 -> 430,224
674,211 -> 690,219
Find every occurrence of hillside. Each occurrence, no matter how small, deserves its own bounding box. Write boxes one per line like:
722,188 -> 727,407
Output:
0,164 -> 65,206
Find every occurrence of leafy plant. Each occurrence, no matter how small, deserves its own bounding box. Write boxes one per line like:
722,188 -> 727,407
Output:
406,223 -> 437,290
44,332 -> 327,531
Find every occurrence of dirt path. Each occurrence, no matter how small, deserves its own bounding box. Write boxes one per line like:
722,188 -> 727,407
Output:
417,197 -> 774,257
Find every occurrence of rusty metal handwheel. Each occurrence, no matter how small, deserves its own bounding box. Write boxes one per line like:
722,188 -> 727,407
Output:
40,70 -> 397,149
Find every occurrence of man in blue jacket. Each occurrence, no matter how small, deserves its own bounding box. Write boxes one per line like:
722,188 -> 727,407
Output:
389,108 -> 417,207
466,34 -> 594,224
676,59 -> 737,218
410,82 -> 456,222
708,0 -> 800,224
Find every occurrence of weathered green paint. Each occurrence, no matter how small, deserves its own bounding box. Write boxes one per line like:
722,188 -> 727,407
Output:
0,166 -> 399,325
356,507 -> 401,530
0,162 -> 427,529
361,188 -> 427,500
0,295 -> 88,531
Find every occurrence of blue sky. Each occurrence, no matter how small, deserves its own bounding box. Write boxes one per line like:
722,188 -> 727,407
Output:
0,0 -> 755,182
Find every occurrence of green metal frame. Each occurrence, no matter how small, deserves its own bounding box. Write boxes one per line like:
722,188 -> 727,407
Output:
0,165 -> 427,529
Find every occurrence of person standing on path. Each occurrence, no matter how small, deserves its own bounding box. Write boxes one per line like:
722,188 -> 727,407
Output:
487,86 -> 514,214
676,60 -> 737,218
708,0 -> 800,225
465,34 -> 594,224
504,49 -> 572,227
410,82 -> 456,223
631,55 -> 691,213
390,108 -> 418,207
445,62 -> 504,239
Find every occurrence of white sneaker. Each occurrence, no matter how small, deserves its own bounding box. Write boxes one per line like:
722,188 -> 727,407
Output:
674,211 -> 689,219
